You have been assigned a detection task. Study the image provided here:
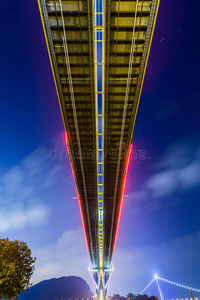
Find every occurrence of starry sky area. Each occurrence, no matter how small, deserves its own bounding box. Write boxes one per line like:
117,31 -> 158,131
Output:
0,0 -> 200,297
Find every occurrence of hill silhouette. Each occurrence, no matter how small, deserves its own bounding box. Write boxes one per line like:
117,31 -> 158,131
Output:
18,276 -> 93,300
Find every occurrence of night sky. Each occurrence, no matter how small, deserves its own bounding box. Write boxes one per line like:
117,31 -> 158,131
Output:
0,0 -> 200,297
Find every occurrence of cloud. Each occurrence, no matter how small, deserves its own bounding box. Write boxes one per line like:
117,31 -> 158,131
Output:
0,146 -> 65,232
145,170 -> 178,198
129,140 -> 200,212
31,227 -> 91,287
146,141 -> 200,198
178,163 -> 200,189
0,205 -> 49,232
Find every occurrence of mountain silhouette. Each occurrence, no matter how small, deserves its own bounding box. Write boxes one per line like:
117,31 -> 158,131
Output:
18,276 -> 93,300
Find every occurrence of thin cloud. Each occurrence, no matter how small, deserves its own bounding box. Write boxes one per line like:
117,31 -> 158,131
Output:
0,205 -> 49,232
128,140 -> 200,213
0,146 -> 65,232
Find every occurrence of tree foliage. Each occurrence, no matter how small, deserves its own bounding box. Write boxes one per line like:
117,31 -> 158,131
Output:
127,293 -> 134,299
111,294 -> 126,300
0,238 -> 36,300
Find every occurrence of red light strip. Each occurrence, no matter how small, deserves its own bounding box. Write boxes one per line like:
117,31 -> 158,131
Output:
64,132 -> 89,251
78,197 -> 89,251
113,143 -> 132,251
64,131 -> 68,145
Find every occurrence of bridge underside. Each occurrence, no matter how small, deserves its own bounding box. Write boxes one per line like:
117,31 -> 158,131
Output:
38,0 -> 159,296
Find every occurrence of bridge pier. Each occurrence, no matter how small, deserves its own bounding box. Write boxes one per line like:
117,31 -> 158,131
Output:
97,268 -> 106,300
97,288 -> 106,300
89,265 -> 114,300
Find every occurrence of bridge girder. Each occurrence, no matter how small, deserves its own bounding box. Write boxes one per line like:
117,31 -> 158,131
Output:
38,0 -> 159,296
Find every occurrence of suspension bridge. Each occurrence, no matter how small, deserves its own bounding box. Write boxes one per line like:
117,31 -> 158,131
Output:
139,276 -> 200,300
37,0 -> 160,299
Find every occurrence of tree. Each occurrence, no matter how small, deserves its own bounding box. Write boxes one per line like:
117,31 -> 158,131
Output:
112,294 -> 121,300
111,294 -> 126,300
0,238 -> 36,300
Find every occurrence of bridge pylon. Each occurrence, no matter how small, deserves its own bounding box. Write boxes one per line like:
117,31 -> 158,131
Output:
97,268 -> 106,300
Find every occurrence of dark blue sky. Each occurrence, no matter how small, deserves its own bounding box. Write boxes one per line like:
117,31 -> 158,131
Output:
0,0 -> 200,297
